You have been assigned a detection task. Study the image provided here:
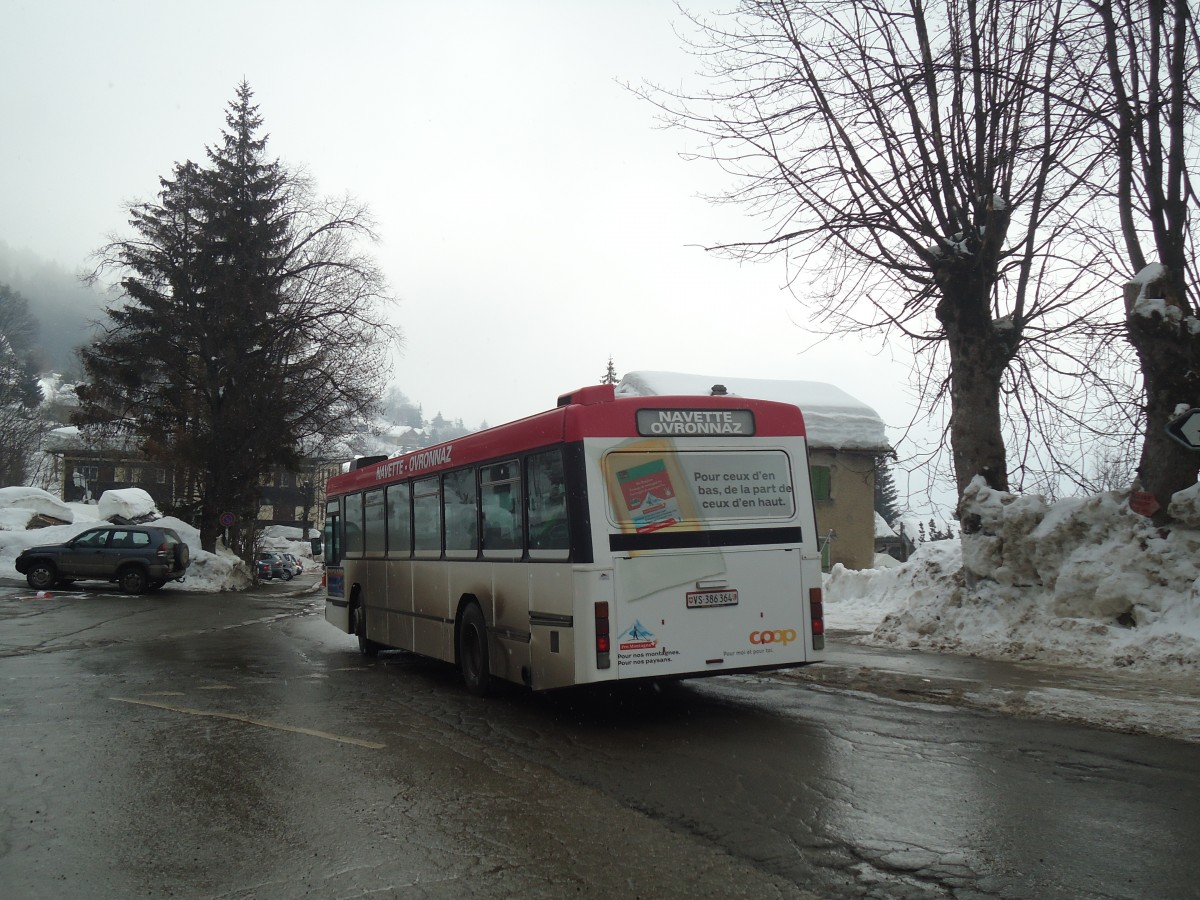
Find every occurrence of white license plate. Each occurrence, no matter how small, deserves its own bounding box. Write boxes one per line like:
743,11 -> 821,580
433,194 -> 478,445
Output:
686,589 -> 739,608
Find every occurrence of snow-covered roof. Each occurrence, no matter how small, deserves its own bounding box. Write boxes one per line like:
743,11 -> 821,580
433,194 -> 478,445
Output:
615,370 -> 890,452
874,512 -> 897,538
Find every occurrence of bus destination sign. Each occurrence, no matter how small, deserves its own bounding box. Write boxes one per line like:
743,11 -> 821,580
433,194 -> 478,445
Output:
636,408 -> 756,437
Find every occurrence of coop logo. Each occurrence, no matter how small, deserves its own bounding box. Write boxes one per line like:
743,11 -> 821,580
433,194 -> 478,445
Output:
750,628 -> 797,646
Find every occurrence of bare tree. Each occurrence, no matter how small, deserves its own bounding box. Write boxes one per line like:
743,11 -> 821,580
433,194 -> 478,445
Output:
1086,0 -> 1200,518
645,0 -> 1121,515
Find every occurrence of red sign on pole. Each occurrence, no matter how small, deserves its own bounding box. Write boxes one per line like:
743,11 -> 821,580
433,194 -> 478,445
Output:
1129,491 -> 1161,518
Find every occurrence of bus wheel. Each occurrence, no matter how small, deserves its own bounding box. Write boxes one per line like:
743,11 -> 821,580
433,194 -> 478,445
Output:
352,602 -> 380,658
458,603 -> 492,697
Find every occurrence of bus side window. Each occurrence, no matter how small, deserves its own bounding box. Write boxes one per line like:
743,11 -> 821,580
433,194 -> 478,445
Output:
481,460 -> 521,557
386,482 -> 411,557
364,489 -> 386,554
413,476 -> 441,557
444,468 -> 478,557
527,450 -> 568,558
345,492 -> 365,556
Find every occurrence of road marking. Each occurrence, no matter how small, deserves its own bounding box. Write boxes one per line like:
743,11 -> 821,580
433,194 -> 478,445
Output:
111,697 -> 385,749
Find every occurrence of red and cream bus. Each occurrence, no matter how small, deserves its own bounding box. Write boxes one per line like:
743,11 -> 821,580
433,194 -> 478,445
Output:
322,383 -> 825,694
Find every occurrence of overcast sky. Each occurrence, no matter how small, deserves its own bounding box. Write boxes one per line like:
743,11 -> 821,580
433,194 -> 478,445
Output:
3,1 -> 945,510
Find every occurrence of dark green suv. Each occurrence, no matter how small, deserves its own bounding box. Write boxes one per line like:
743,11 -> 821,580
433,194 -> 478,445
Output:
15,524 -> 190,594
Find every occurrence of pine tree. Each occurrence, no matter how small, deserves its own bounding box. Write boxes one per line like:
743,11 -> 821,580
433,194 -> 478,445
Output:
79,82 -> 396,552
0,283 -> 45,484
874,456 -> 902,525
601,357 -> 619,385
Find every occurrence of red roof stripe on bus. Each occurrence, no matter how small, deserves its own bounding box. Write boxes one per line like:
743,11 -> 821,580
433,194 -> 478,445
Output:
326,394 -> 808,495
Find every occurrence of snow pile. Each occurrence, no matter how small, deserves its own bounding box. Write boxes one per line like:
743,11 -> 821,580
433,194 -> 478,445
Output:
154,515 -> 252,592
0,486 -> 74,527
97,487 -> 159,522
615,370 -> 890,451
827,478 -> 1200,674
0,491 -> 251,592
259,524 -> 319,563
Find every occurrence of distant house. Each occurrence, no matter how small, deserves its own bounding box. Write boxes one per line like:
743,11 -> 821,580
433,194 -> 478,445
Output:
874,512 -> 916,563
43,427 -> 340,534
616,371 -> 892,570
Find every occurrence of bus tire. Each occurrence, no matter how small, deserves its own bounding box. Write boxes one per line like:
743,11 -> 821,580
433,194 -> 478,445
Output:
352,601 -> 381,658
458,603 -> 492,697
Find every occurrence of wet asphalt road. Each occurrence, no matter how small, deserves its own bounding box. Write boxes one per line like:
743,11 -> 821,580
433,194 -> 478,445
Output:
2,575 -> 1199,899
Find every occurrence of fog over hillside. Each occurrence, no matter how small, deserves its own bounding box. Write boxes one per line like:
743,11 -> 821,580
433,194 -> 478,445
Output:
0,242 -> 107,375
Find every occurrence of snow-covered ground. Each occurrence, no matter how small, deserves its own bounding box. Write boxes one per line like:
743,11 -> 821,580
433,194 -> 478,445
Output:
830,478 -> 1200,677
0,487 -> 317,593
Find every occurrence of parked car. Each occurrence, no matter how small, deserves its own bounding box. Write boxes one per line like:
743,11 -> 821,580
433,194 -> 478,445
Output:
282,552 -> 303,574
255,552 -> 293,581
15,524 -> 190,594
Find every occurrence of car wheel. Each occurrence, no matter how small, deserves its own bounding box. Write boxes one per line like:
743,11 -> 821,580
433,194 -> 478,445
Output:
119,567 -> 149,595
26,562 -> 57,591
458,602 -> 492,697
282,570 -> 293,581
352,602 -> 381,657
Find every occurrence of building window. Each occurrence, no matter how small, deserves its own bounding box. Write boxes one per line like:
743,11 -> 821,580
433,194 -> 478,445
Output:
811,465 -> 832,502
156,469 -> 168,484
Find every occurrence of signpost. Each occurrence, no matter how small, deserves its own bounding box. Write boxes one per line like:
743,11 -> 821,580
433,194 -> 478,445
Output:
1128,409 -> 1200,517
1130,491 -> 1161,518
219,512 -> 236,548
1166,408 -> 1200,450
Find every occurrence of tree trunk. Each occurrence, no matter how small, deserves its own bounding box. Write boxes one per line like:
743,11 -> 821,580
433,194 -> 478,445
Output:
200,494 -> 221,555
937,282 -> 1019,528
1124,273 -> 1200,521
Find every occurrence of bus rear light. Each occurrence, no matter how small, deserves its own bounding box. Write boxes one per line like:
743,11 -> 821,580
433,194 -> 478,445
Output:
809,587 -> 825,636
595,601 -> 611,669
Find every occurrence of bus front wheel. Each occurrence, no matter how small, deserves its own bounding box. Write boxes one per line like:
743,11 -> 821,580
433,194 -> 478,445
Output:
458,603 -> 492,697
352,601 -> 381,658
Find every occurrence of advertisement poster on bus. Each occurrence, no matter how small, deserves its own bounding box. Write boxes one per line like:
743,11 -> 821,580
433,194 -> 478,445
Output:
605,442 -> 795,533
615,458 -> 683,532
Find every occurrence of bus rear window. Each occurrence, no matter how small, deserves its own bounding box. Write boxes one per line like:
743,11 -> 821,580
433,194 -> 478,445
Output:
604,449 -> 795,531
527,450 -> 568,558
